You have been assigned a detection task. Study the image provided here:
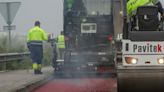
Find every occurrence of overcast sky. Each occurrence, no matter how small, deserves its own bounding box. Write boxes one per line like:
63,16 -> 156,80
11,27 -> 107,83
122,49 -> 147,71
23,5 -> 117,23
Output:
0,0 -> 163,36
0,0 -> 63,36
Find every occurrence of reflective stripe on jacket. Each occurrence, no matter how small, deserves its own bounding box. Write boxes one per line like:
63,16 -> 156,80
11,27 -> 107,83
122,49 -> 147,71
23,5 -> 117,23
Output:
57,35 -> 65,48
29,41 -> 43,45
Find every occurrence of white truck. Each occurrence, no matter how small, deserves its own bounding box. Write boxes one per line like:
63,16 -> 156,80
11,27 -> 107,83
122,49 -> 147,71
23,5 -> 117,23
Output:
115,0 -> 164,92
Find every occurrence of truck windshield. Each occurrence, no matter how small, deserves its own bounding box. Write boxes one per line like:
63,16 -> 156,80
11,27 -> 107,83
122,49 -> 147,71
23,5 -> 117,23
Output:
82,0 -> 112,15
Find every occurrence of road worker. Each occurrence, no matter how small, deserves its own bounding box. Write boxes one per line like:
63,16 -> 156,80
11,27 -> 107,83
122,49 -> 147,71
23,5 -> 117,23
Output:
127,0 -> 164,31
27,21 -> 48,74
56,31 -> 65,59
127,0 -> 164,16
66,0 -> 74,11
47,34 -> 58,69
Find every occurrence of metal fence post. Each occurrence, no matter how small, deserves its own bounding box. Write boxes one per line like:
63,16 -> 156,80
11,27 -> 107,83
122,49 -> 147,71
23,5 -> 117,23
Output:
4,62 -> 6,71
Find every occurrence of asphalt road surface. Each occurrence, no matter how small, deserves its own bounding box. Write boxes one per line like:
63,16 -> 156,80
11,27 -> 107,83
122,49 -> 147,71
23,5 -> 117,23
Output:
32,77 -> 117,92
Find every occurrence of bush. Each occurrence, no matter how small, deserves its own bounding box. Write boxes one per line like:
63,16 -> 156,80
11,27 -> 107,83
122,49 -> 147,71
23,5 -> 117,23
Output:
42,42 -> 53,67
0,34 -> 53,71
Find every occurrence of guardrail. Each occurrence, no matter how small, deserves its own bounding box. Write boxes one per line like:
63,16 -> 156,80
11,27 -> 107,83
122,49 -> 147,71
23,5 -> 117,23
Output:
0,52 -> 30,62
0,52 -> 30,71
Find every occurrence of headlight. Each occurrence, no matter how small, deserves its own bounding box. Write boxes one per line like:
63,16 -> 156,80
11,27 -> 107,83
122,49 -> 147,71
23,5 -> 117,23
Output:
158,58 -> 164,64
125,57 -> 138,64
88,63 -> 94,66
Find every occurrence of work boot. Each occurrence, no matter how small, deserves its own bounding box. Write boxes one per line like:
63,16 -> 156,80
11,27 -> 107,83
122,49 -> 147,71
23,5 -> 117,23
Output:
34,70 -> 39,74
38,70 -> 43,74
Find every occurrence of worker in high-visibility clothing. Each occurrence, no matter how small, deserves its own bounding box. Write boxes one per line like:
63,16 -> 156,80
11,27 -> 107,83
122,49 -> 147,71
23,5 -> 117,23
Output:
127,0 -> 164,30
127,0 -> 164,16
66,0 -> 74,11
27,21 -> 48,74
56,31 -> 65,59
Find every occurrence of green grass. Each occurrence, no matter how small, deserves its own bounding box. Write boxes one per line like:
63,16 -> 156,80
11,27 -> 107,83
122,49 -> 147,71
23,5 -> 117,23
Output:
0,35 -> 52,71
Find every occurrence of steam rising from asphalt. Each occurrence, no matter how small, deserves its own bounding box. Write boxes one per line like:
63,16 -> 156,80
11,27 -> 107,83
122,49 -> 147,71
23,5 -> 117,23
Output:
52,34 -> 114,78
53,50 -> 113,78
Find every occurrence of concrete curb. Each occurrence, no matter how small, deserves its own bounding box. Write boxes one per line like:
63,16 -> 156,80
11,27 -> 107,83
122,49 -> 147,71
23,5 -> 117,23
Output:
15,73 -> 54,92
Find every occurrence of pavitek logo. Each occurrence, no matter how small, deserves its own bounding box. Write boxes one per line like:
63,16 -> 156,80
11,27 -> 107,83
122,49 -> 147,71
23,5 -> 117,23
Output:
133,43 -> 162,53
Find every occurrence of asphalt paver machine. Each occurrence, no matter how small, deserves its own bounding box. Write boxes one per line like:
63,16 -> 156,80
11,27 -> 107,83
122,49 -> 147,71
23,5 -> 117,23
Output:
53,0 -> 115,76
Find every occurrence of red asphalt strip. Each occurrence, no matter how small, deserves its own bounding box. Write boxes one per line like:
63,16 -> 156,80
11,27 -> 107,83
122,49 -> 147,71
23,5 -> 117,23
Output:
32,78 -> 117,92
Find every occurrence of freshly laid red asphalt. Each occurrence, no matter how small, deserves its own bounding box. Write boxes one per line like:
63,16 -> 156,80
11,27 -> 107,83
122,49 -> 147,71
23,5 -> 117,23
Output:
32,78 -> 117,92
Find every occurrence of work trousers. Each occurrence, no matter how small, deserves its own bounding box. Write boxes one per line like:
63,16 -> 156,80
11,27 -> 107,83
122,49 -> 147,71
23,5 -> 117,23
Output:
29,44 -> 43,67
57,48 -> 65,59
